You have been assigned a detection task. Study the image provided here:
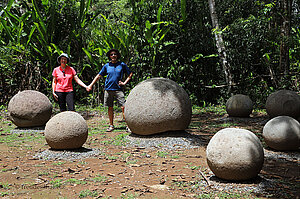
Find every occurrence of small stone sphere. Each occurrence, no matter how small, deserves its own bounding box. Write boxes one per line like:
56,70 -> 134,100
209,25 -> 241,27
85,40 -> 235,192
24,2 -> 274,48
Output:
266,90 -> 300,119
226,94 -> 253,117
206,128 -> 264,181
124,77 -> 192,135
8,90 -> 52,127
45,111 -> 88,150
263,116 -> 300,151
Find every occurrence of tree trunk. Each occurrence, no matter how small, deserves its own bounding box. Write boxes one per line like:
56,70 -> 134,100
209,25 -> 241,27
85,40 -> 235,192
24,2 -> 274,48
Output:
279,0 -> 292,75
208,0 -> 233,94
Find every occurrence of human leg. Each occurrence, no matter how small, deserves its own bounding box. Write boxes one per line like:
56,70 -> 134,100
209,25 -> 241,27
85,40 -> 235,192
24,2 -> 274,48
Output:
104,90 -> 115,132
108,106 -> 114,126
66,91 -> 75,111
116,91 -> 126,120
116,91 -> 131,132
121,106 -> 125,121
55,91 -> 67,112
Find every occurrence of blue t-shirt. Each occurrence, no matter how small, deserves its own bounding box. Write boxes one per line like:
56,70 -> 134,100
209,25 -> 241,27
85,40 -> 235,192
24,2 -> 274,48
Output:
99,61 -> 131,91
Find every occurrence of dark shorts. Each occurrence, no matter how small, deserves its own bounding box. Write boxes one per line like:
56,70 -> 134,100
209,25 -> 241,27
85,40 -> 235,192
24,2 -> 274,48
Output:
104,90 -> 125,107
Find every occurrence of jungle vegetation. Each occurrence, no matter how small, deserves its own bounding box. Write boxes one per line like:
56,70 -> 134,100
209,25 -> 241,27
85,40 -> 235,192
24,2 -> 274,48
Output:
0,0 -> 299,107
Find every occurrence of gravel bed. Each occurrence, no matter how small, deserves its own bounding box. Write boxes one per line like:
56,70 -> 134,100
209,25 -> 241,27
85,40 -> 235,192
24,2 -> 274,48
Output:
217,116 -> 269,125
33,147 -> 102,160
205,174 -> 276,195
126,131 -> 206,150
264,148 -> 300,162
10,126 -> 45,134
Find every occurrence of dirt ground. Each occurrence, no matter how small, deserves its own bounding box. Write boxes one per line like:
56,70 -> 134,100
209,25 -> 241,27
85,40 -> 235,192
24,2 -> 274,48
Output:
0,109 -> 299,199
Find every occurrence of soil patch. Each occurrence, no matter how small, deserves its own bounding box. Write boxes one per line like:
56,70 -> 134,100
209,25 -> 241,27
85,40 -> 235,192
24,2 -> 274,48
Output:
0,109 -> 299,198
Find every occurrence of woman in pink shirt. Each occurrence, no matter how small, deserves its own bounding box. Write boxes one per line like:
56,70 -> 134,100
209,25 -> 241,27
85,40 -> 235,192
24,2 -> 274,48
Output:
52,53 -> 88,111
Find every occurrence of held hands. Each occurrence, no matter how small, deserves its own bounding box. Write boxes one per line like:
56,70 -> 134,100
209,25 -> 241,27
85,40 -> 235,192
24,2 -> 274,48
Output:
86,85 -> 92,92
118,81 -> 126,86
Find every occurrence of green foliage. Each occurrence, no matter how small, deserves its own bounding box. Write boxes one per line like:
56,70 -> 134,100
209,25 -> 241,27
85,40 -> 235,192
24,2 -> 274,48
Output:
0,0 -> 299,107
156,150 -> 169,158
79,189 -> 98,198
50,179 -> 63,188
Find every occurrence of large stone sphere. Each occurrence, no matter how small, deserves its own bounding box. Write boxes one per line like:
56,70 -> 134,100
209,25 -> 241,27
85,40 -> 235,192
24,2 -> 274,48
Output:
124,78 -> 192,135
8,90 -> 52,127
266,90 -> 300,119
263,116 -> 300,151
226,94 -> 253,117
206,128 -> 264,181
45,111 -> 88,150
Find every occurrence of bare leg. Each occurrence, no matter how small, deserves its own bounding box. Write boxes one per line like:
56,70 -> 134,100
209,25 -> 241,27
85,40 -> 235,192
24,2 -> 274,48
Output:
121,106 -> 125,121
108,106 -> 114,126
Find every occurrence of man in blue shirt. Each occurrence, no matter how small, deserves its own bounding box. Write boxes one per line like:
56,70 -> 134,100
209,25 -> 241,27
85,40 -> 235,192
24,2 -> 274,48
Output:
87,49 -> 133,132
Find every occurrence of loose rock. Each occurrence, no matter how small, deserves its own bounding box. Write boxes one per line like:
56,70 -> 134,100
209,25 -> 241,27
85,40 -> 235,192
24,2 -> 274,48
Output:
45,111 -> 88,149
265,89 -> 300,120
225,94 -> 253,117
206,128 -> 264,181
263,116 -> 300,151
8,90 -> 52,127
125,78 -> 192,135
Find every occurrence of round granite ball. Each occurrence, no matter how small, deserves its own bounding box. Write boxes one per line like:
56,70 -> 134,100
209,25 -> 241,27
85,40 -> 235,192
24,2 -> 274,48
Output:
45,111 -> 88,150
206,128 -> 264,181
226,94 -> 253,117
263,116 -> 300,151
124,78 -> 192,135
266,90 -> 300,119
8,90 -> 52,127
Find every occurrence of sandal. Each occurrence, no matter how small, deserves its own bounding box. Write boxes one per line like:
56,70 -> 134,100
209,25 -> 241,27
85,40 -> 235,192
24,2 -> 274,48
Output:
106,125 -> 114,132
126,126 -> 132,133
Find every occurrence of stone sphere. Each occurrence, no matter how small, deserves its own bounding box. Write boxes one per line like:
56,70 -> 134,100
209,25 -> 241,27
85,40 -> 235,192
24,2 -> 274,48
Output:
226,94 -> 253,117
206,128 -> 264,181
263,116 -> 300,151
45,111 -> 88,150
266,90 -> 300,119
8,90 -> 52,127
124,78 -> 192,135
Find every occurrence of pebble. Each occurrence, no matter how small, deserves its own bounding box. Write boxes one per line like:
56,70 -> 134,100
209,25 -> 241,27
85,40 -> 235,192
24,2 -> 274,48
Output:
126,131 -> 205,150
33,148 -> 102,160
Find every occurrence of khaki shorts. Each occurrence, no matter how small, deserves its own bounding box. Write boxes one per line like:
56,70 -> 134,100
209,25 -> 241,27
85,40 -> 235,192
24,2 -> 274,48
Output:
104,90 -> 125,107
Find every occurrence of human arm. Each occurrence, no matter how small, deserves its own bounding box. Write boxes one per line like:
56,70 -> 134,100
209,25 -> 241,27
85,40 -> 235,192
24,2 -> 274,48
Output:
74,75 -> 88,90
87,74 -> 102,91
119,72 -> 133,86
52,77 -> 58,101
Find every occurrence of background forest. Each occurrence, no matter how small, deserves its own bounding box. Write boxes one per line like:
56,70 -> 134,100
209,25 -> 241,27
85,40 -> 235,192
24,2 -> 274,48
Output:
0,0 -> 299,108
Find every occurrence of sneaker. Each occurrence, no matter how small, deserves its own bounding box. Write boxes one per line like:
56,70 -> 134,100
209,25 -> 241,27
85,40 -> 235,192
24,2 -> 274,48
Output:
106,125 -> 114,132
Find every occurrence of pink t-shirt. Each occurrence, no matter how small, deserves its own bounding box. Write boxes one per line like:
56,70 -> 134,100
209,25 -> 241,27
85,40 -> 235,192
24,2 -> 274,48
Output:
52,66 -> 76,92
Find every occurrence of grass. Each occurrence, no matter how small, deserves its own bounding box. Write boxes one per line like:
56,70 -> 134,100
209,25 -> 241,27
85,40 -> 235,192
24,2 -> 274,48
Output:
156,151 -> 169,158
0,192 -> 9,197
50,179 -> 63,188
65,178 -> 87,185
126,159 -> 138,165
52,161 -> 65,166
91,174 -> 108,183
0,182 -> 10,189
119,193 -> 140,199
170,155 -> 180,159
101,133 -> 130,146
78,189 -> 98,198
0,132 -> 44,146
38,171 -> 50,176
192,104 -> 227,115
